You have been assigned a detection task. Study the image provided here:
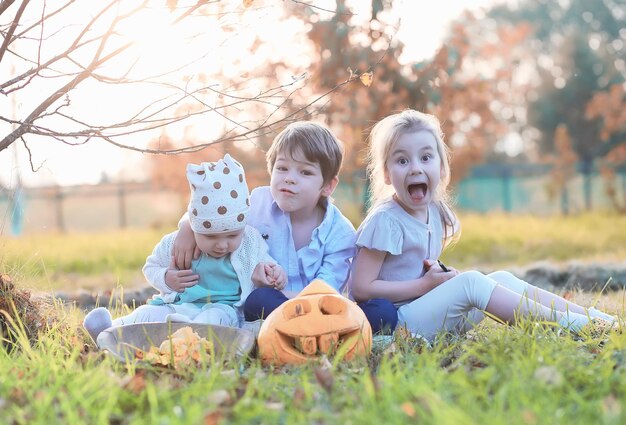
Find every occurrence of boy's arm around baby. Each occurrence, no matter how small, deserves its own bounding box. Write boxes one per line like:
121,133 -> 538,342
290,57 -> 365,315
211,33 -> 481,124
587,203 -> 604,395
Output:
143,231 -> 197,295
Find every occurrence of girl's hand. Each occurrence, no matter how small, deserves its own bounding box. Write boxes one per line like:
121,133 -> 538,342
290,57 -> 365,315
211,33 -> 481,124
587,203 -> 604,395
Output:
172,221 -> 201,270
424,259 -> 459,275
165,258 -> 199,292
446,266 -> 460,277
423,259 -> 457,289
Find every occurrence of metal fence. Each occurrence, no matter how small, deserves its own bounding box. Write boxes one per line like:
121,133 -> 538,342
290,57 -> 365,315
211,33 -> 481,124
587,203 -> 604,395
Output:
455,163 -> 626,215
0,182 -> 185,235
1,163 -> 625,235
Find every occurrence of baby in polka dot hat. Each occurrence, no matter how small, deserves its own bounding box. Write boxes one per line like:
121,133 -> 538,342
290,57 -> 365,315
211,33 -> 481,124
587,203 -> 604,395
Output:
83,154 -> 286,342
187,154 -> 250,234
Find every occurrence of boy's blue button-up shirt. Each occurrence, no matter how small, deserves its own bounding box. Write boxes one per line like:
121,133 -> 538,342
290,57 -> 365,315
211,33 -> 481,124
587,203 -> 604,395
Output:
247,186 -> 356,294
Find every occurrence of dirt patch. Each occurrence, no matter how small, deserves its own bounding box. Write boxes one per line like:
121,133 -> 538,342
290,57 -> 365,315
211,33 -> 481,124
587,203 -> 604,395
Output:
55,285 -> 155,311
53,260 -> 626,310
503,260 -> 626,292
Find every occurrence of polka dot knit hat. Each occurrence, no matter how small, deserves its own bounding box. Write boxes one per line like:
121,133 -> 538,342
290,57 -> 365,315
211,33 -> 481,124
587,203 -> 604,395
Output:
186,154 -> 250,234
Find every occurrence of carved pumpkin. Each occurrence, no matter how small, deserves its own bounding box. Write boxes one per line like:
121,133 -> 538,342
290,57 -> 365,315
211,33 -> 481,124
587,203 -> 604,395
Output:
257,279 -> 372,365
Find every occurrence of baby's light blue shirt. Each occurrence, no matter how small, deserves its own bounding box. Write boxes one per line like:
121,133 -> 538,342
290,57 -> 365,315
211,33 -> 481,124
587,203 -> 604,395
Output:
247,186 -> 356,294
149,254 -> 241,306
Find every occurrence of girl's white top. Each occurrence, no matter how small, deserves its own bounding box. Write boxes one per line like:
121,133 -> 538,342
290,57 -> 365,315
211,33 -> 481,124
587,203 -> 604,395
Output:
354,198 -> 444,303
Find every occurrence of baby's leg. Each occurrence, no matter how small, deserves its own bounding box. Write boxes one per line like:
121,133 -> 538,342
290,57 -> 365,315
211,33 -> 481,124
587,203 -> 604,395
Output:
489,271 -> 615,321
84,304 -> 174,342
112,304 -> 174,326
397,271 -> 497,341
193,304 -> 239,327
83,307 -> 113,342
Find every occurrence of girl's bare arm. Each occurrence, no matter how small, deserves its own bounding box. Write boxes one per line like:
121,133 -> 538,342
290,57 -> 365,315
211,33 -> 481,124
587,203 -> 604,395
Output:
350,247 -> 454,303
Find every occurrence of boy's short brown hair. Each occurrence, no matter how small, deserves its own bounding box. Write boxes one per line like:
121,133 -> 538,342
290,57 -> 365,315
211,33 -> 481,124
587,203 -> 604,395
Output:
266,122 -> 343,186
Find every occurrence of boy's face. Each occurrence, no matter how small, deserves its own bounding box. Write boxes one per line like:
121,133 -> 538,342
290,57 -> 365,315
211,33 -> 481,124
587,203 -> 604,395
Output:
194,229 -> 244,258
269,148 -> 337,215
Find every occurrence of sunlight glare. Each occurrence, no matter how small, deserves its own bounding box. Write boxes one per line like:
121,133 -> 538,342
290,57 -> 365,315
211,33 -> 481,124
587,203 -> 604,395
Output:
116,6 -> 190,75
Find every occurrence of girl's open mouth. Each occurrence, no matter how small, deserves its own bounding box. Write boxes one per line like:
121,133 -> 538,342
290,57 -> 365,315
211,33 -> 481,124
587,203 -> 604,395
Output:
408,183 -> 427,201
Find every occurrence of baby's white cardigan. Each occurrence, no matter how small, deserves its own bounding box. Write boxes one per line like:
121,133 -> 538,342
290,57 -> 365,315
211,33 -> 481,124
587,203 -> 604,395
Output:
142,225 -> 275,323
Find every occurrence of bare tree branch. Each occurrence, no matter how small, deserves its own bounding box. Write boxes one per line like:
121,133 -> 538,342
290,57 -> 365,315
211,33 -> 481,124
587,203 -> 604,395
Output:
13,0 -> 76,39
0,0 -> 18,16
97,76 -> 360,155
0,0 -> 29,63
0,0 -> 347,160
0,39 -> 134,151
1,0 -> 121,93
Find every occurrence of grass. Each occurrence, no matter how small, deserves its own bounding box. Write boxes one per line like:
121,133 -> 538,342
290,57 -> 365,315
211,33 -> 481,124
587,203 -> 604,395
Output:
1,228 -> 166,292
442,212 -> 626,270
3,306 -> 626,424
2,212 -> 626,424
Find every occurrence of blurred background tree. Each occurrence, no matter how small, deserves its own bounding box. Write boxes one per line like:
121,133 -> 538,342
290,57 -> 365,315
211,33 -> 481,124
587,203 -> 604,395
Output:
486,0 -> 626,210
284,0 -> 517,211
145,0 -> 625,215
6,0 -> 622,219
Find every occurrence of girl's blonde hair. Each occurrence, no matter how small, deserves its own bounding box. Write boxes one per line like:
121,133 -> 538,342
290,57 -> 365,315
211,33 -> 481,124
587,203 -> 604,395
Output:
366,109 -> 459,246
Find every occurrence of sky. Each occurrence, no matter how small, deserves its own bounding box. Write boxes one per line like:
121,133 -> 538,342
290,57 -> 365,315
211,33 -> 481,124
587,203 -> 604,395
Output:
0,0 -> 499,189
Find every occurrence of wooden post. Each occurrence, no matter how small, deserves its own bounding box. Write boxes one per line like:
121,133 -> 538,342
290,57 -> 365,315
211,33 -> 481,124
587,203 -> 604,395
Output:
581,160 -> 593,211
502,167 -> 512,213
118,183 -> 127,228
55,186 -> 65,232
560,185 -> 569,216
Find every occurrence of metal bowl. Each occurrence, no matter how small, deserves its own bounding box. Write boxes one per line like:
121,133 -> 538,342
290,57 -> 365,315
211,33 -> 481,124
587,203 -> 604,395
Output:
97,322 -> 256,363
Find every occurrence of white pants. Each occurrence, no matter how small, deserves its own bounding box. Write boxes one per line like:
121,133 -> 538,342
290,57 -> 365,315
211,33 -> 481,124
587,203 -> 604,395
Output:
112,302 -> 239,328
397,270 -> 530,341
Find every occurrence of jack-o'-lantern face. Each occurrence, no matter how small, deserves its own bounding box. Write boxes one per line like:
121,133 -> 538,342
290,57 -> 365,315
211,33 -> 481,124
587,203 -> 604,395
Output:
257,279 -> 372,365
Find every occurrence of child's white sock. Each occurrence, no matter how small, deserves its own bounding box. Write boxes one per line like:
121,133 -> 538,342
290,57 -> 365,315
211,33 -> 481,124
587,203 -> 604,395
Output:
83,307 -> 113,343
556,310 -> 591,332
588,307 -> 616,323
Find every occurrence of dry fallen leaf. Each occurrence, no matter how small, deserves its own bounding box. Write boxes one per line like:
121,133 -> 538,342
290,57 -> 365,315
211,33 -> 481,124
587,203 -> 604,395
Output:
136,326 -> 213,369
204,410 -> 224,425
293,386 -> 306,408
521,409 -> 537,425
243,0 -> 254,8
123,371 -> 147,394
313,359 -> 334,394
401,402 -> 416,417
360,71 -> 374,87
